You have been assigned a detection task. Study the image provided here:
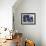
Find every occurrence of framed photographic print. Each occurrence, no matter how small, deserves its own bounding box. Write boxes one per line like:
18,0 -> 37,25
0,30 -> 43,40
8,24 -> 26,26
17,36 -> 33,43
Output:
21,13 -> 36,25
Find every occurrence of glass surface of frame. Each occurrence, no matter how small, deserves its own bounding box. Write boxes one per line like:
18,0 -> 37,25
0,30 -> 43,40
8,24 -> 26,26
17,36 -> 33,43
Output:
21,13 -> 36,25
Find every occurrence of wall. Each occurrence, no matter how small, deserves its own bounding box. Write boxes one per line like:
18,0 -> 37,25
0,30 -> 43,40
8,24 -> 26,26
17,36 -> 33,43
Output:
13,0 -> 41,46
0,0 -> 17,30
41,0 -> 46,46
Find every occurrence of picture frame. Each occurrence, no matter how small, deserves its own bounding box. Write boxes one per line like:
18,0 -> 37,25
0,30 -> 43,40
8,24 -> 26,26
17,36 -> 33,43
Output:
21,13 -> 36,25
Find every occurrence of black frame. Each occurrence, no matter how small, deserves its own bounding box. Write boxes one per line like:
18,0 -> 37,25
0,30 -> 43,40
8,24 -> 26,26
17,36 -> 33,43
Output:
21,13 -> 36,25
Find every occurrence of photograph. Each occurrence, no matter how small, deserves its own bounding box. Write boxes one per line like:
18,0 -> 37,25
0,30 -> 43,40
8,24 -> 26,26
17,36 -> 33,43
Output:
21,13 -> 36,25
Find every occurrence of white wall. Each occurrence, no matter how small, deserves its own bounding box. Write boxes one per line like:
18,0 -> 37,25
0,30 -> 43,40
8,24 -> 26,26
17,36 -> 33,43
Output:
41,0 -> 46,46
13,0 -> 46,46
13,0 -> 41,46
0,0 -> 17,29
